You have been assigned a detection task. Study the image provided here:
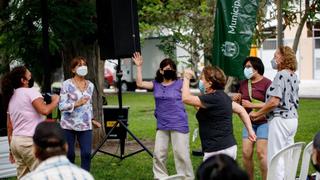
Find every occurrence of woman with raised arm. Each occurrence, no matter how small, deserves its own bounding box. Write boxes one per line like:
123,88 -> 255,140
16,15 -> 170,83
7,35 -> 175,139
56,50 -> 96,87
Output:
182,66 -> 256,161
1,66 -> 59,179
132,52 -> 194,180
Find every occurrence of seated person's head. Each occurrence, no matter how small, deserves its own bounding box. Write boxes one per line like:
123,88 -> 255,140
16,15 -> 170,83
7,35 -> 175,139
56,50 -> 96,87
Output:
197,154 -> 248,180
312,131 -> 320,172
33,121 -> 67,161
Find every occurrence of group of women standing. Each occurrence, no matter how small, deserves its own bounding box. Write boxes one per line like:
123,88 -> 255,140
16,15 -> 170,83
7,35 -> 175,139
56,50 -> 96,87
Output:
133,45 -> 299,180
2,45 -> 299,180
1,56 -> 98,178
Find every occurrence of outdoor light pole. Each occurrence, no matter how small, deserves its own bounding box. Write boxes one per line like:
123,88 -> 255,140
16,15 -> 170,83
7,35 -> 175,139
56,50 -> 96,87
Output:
41,0 -> 51,93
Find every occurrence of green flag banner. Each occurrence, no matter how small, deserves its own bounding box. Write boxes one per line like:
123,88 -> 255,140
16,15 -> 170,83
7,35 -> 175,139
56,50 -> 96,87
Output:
212,0 -> 259,79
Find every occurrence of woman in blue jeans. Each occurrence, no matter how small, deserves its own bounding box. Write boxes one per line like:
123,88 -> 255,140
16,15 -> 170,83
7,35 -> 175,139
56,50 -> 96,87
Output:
59,56 -> 100,171
233,57 -> 271,180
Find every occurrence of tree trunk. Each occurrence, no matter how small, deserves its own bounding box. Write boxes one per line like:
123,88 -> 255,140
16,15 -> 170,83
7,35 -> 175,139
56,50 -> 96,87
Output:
61,40 -> 105,148
292,12 -> 308,54
277,0 -> 283,47
292,0 -> 312,54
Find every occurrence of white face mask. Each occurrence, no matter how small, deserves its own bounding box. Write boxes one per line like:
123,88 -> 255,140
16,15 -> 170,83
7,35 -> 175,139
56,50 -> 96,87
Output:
76,66 -> 88,76
271,58 -> 278,70
244,67 -> 254,79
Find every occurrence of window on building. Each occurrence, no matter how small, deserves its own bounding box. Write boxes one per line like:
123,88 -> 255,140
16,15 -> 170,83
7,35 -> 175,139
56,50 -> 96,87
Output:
263,40 -> 277,50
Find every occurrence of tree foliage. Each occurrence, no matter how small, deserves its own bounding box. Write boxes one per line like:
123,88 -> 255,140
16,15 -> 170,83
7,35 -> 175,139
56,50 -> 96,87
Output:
138,0 -> 215,72
0,0 -> 96,82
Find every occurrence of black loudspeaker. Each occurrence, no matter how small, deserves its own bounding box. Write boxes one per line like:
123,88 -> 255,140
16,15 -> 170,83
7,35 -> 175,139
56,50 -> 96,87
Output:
103,106 -> 129,139
97,0 -> 140,60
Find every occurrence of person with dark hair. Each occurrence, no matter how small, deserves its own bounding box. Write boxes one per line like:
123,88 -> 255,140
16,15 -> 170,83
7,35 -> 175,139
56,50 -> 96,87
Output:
182,66 -> 256,161
21,121 -> 94,180
132,52 -> 194,180
250,46 -> 299,179
233,57 -> 271,180
59,56 -> 100,172
197,154 -> 249,180
0,66 -> 59,179
312,131 -> 320,173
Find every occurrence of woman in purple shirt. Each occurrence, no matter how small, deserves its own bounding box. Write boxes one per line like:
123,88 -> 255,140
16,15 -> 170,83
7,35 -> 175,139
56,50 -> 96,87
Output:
132,52 -> 194,180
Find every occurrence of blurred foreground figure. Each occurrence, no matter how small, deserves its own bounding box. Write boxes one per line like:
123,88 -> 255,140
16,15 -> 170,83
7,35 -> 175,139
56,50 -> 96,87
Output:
21,121 -> 94,180
196,154 -> 249,180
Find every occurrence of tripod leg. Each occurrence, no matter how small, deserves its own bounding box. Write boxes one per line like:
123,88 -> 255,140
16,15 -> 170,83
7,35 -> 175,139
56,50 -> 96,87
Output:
91,122 -> 119,159
118,120 -> 153,157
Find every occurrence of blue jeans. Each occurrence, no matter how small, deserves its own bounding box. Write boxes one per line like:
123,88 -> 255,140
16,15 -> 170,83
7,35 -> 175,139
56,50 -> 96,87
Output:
64,129 -> 92,171
242,123 -> 268,140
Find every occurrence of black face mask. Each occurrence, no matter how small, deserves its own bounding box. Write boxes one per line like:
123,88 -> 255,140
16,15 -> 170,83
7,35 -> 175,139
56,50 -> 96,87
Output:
163,70 -> 176,80
28,77 -> 34,88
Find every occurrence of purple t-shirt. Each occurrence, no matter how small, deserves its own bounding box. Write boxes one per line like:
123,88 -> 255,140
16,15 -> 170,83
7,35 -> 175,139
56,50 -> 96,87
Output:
152,79 -> 189,133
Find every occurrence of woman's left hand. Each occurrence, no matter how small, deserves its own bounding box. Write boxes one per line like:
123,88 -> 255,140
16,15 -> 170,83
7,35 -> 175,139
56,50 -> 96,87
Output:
183,69 -> 194,80
92,119 -> 101,128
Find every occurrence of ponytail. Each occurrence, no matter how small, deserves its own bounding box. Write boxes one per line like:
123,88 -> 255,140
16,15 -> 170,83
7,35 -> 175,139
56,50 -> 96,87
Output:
155,69 -> 163,83
1,66 -> 27,111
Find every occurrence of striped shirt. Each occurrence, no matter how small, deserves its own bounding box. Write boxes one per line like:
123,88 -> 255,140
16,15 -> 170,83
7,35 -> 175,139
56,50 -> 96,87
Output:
21,155 -> 94,180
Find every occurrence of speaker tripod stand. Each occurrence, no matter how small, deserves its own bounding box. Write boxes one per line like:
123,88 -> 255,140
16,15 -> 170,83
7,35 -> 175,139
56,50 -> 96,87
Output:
91,58 -> 152,160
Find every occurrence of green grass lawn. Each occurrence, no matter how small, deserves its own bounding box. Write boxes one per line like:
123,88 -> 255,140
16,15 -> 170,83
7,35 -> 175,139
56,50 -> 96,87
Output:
89,93 -> 320,180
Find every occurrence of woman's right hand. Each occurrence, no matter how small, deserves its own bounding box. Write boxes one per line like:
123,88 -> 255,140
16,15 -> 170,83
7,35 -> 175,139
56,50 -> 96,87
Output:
75,96 -> 90,107
51,94 -> 60,104
232,93 -> 241,103
132,52 -> 143,67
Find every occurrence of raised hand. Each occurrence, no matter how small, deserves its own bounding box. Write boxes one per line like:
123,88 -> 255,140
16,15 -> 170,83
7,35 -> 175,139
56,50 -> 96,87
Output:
132,52 -> 143,67
183,69 -> 195,80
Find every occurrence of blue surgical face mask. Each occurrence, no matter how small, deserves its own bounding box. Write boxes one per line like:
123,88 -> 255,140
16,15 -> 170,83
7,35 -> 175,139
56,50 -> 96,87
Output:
198,80 -> 205,94
271,58 -> 278,70
244,67 -> 254,79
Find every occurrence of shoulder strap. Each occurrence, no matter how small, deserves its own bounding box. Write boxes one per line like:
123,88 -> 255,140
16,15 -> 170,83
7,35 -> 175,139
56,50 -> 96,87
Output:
248,79 -> 252,100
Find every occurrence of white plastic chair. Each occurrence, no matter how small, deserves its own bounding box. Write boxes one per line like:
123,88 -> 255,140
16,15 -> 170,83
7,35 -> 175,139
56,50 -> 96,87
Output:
267,142 -> 305,180
0,136 -> 17,178
159,174 -> 185,180
297,141 -> 313,180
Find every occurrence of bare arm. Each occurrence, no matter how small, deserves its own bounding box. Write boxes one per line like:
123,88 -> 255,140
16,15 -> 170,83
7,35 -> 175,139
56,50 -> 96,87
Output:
132,52 -> 153,90
182,69 -> 204,108
249,96 -> 280,120
242,99 -> 265,109
7,114 -> 15,163
7,114 -> 12,145
232,102 -> 256,142
32,95 -> 60,116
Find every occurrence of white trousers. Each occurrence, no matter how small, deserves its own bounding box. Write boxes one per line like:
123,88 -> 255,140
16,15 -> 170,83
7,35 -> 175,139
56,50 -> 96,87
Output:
203,145 -> 237,161
267,117 -> 298,180
153,130 -> 194,180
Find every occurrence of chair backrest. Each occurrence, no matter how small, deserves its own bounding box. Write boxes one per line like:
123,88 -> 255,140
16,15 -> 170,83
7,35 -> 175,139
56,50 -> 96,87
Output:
0,137 -> 17,178
298,141 -> 313,180
267,142 -> 305,180
159,174 -> 185,180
